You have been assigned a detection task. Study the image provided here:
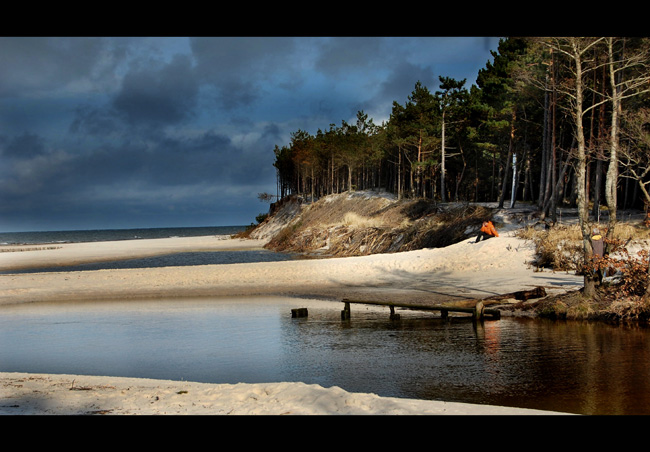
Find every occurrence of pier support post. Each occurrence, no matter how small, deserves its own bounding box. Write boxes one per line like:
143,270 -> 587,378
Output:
340,298 -> 501,321
341,302 -> 351,320
291,308 -> 308,318
474,301 -> 485,320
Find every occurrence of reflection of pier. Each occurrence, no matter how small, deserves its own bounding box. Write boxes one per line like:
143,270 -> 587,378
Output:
340,299 -> 501,321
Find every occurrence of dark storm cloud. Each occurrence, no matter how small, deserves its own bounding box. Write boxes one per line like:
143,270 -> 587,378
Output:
112,54 -> 199,126
69,104 -> 121,137
0,129 -> 273,230
0,36 -> 501,232
0,37 -> 124,98
312,37 -> 391,75
2,132 -> 47,158
190,36 -> 298,110
3,129 -> 262,200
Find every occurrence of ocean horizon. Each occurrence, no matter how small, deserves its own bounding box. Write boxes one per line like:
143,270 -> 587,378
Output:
0,225 -> 247,246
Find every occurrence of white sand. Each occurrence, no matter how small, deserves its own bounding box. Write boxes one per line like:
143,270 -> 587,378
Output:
0,231 -> 582,415
0,372 -> 568,415
0,231 -> 583,305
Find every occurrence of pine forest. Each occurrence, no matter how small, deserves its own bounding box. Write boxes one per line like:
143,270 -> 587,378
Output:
271,37 -> 650,296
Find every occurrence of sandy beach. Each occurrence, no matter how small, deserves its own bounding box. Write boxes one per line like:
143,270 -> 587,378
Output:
0,231 -> 582,415
0,372 -> 568,415
0,231 -> 582,306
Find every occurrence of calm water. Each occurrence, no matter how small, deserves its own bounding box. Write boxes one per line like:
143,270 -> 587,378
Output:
0,225 -> 246,245
0,225 -> 296,274
1,297 -> 648,415
1,250 -> 295,274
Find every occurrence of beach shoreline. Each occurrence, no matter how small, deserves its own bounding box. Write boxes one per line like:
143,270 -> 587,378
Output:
0,233 -> 582,415
0,234 -> 268,272
0,371 -> 570,415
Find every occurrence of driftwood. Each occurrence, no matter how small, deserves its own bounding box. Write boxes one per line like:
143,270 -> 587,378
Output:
483,286 -> 547,302
449,286 -> 549,310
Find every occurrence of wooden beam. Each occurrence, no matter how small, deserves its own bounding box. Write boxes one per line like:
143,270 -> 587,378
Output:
341,298 -> 501,320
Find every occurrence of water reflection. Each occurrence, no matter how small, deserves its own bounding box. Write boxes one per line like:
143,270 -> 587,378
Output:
0,297 -> 648,415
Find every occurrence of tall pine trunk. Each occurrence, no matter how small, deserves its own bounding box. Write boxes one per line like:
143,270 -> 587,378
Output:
498,110 -> 516,208
605,38 -> 622,250
441,110 -> 447,202
571,39 -> 598,298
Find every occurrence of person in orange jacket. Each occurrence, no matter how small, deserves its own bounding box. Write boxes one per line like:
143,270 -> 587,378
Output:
475,220 -> 499,243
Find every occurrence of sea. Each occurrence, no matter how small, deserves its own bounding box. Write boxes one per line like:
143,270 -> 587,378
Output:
0,225 -> 245,246
0,226 -> 296,273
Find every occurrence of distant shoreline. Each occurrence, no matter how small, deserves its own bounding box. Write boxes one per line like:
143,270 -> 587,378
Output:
0,234 -> 264,273
0,225 -> 246,247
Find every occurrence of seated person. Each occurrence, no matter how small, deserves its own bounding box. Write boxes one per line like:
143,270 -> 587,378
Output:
475,220 -> 499,242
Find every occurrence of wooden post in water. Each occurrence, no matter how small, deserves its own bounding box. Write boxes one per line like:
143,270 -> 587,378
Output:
341,302 -> 351,320
291,308 -> 308,318
474,301 -> 484,320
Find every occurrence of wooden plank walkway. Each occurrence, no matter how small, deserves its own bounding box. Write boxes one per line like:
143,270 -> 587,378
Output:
287,288 -> 546,321
339,287 -> 550,321
341,298 -> 501,321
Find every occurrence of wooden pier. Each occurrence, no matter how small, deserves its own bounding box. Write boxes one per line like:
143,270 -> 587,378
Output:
338,287 -> 548,321
341,298 -> 501,321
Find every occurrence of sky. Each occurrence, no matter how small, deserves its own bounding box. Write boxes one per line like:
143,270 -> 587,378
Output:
0,36 -> 502,232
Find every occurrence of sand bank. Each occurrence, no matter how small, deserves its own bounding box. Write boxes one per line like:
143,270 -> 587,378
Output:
0,372 -> 570,415
0,231 -> 583,306
0,234 -> 268,272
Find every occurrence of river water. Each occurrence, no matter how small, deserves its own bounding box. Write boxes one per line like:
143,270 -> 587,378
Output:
1,296 -> 648,415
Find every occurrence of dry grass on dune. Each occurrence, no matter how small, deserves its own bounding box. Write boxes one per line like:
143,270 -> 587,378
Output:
515,221 -> 650,271
262,193 -> 495,256
514,219 -> 650,322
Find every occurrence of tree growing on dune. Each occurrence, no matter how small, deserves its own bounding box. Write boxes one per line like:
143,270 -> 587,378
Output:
476,38 -> 530,210
436,76 -> 469,202
602,37 -> 650,249
389,82 -> 440,198
621,108 -> 650,214
543,37 -> 606,297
